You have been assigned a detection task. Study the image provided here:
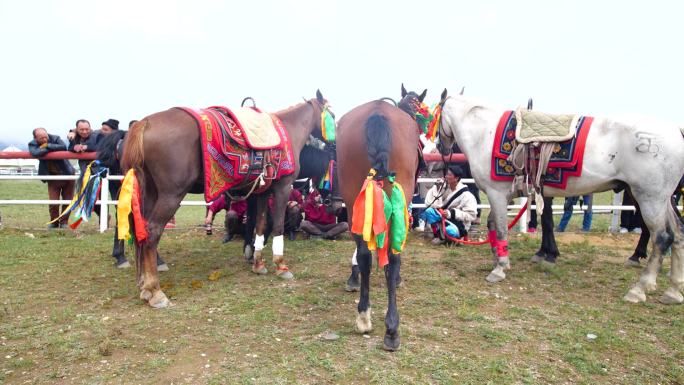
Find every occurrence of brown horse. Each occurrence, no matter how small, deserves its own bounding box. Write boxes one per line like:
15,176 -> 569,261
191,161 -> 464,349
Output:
121,91 -> 330,308
334,86 -> 425,350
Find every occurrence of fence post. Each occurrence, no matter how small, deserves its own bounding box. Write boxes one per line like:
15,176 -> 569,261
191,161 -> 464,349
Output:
100,177 -> 109,233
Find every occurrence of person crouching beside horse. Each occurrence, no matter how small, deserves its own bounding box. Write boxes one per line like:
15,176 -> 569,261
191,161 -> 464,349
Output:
300,187 -> 348,240
423,165 -> 477,245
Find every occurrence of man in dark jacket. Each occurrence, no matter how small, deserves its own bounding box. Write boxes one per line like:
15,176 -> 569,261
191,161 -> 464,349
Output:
68,119 -> 99,174
29,128 -> 76,228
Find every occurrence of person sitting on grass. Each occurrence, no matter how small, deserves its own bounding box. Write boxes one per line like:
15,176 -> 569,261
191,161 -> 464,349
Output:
300,188 -> 348,240
423,165 -> 477,245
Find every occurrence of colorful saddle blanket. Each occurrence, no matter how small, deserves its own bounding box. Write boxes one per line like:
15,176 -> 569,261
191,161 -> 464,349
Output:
178,106 -> 295,202
491,110 -> 594,189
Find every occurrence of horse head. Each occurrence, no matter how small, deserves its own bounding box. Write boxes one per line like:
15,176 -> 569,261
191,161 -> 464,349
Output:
435,88 -> 454,155
398,83 -> 428,117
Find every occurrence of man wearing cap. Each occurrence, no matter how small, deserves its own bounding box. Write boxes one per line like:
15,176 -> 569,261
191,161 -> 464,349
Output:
423,165 -> 478,245
100,119 -> 119,135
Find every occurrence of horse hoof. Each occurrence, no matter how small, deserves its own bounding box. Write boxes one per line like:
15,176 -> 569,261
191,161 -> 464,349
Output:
356,309 -> 372,333
277,270 -> 294,280
157,263 -> 169,272
624,258 -> 641,268
140,289 -> 152,302
659,288 -> 684,304
252,265 -> 268,275
383,334 -> 401,351
643,281 -> 657,293
116,260 -> 131,269
486,267 -> 506,283
345,276 -> 360,292
530,254 -> 544,264
149,291 -> 170,309
623,287 -> 646,303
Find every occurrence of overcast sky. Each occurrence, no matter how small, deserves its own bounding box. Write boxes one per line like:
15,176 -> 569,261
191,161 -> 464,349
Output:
1,0 -> 682,146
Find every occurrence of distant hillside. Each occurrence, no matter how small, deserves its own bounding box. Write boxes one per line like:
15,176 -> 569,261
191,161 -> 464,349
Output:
0,142 -> 27,151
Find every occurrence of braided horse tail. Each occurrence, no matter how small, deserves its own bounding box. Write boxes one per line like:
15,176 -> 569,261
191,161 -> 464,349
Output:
365,114 -> 392,179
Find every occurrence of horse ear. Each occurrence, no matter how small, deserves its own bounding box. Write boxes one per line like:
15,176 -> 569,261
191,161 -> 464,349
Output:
527,98 -> 533,110
401,83 -> 407,98
316,89 -> 324,104
418,89 -> 427,102
459,86 -> 465,95
441,88 -> 448,102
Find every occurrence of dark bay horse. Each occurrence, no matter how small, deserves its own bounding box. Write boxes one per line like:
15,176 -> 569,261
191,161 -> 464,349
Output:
121,91 -> 330,308
335,87 -> 425,351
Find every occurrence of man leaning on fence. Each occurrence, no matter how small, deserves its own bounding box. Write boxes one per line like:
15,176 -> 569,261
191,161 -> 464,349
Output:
29,127 -> 76,229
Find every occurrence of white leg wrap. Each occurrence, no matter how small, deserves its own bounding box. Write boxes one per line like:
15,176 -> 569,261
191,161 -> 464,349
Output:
352,247 -> 358,266
272,235 -> 284,256
254,234 -> 265,251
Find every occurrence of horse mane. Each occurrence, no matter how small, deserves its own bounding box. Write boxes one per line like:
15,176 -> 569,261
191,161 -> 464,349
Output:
96,130 -> 127,174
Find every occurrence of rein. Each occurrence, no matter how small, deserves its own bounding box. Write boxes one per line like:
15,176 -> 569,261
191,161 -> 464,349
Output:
438,200 -> 529,245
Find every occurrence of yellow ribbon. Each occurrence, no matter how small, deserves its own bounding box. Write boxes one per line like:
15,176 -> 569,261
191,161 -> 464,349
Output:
116,169 -> 136,240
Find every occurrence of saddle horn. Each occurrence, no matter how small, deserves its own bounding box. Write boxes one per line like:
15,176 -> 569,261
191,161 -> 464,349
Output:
459,86 -> 465,95
379,97 -> 397,106
527,98 -> 533,110
241,97 -> 257,108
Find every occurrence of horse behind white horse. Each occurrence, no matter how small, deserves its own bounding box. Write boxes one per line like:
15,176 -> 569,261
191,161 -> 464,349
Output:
437,93 -> 684,304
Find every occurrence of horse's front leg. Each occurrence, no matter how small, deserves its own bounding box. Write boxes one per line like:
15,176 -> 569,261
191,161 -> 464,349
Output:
354,235 -> 373,333
383,251 -> 401,351
251,195 -> 269,275
270,182 -> 293,279
486,191 -> 512,283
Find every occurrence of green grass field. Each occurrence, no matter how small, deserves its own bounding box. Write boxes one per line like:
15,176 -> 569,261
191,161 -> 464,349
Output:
0,181 -> 682,384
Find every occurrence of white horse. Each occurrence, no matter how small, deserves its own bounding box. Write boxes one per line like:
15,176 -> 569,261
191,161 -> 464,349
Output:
437,93 -> 684,304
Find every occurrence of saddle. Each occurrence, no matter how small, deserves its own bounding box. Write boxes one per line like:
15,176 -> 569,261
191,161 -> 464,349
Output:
492,110 -> 594,193
178,106 -> 295,202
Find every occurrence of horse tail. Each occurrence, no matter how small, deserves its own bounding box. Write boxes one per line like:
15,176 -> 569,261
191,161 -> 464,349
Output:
121,119 -> 146,173
365,114 -> 392,178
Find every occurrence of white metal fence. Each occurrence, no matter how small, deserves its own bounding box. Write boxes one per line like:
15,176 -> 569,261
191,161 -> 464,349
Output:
1,174 -> 649,234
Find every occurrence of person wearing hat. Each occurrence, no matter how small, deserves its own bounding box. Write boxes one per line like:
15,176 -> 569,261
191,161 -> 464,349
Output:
100,119 -> 119,135
423,165 -> 478,245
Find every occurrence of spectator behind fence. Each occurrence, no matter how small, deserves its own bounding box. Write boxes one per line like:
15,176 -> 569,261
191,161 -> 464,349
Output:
557,194 -> 593,232
28,127 -> 76,229
68,119 -> 99,173
300,188 -> 348,240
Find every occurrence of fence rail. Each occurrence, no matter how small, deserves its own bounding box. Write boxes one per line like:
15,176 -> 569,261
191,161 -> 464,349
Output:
0,151 -> 659,234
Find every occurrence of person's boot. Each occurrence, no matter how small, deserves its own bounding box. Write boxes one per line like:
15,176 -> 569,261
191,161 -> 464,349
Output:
345,265 -> 360,292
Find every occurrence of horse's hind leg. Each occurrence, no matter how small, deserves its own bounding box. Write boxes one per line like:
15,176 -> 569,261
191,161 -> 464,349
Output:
661,230 -> 684,304
624,197 -> 673,303
383,251 -> 401,351
486,190 -> 512,283
139,193 -> 183,308
354,234 -> 372,333
251,195 -> 268,275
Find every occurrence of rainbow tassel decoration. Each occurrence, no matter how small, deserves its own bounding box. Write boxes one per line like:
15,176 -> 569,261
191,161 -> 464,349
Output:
51,160 -> 108,228
117,169 -> 148,243
414,102 -> 434,135
350,170 -> 409,268
426,103 -> 442,142
321,105 -> 336,142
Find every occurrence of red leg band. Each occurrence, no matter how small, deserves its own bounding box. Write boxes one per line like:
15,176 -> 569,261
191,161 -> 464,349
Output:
496,239 -> 509,258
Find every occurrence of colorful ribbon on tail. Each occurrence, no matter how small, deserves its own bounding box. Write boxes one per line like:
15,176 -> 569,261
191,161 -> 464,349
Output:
350,170 -> 409,268
426,103 -> 442,142
51,160 -> 107,229
117,169 -> 148,243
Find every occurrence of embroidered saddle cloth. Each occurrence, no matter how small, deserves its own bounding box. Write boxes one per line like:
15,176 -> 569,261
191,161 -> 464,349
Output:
492,110 -> 594,189
514,108 -> 579,143
178,106 -> 295,202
